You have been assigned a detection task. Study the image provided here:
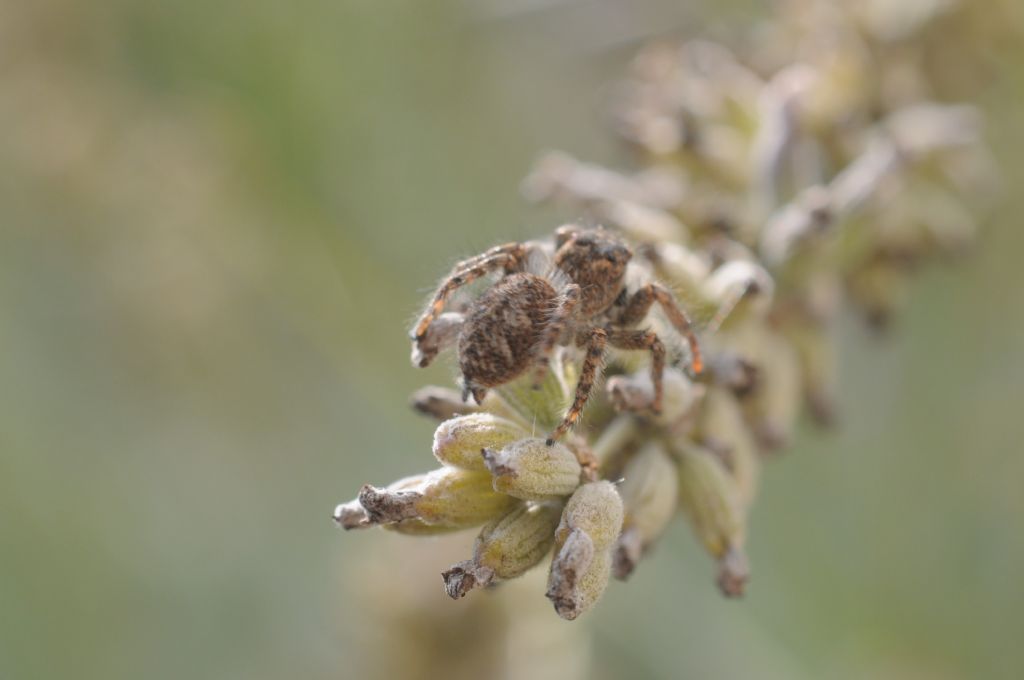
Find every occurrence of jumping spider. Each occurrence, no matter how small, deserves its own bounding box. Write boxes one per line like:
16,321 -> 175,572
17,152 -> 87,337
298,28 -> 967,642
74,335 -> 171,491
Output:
411,225 -> 703,444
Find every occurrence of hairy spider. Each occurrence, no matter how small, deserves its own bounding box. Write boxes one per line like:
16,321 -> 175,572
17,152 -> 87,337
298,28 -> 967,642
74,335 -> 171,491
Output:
411,225 -> 703,444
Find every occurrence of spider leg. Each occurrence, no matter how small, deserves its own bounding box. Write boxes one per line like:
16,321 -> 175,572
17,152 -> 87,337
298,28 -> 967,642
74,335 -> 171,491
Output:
617,283 -> 703,374
411,248 -> 525,343
547,327 -> 607,445
449,242 -> 527,274
530,283 -> 581,387
606,328 -> 666,414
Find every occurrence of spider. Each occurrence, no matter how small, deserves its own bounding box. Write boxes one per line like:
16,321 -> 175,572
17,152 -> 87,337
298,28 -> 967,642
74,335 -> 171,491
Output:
410,225 -> 703,444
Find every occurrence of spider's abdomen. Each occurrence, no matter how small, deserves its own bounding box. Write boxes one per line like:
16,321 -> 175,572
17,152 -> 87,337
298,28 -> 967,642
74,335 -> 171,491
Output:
458,273 -> 557,388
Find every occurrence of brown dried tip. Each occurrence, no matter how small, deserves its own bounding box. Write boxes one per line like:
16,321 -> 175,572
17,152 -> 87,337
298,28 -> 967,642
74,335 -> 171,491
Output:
357,483 -> 421,524
612,526 -> 643,580
332,499 -> 370,530
546,528 -> 596,620
716,546 -> 750,598
410,386 -> 480,421
441,560 -> 495,599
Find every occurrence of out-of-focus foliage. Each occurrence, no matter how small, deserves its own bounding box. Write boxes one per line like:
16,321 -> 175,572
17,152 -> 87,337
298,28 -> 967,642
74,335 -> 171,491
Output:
1,1 -> 1023,679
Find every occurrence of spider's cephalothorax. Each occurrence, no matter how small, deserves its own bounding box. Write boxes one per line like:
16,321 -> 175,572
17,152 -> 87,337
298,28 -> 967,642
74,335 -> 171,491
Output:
411,226 -> 702,443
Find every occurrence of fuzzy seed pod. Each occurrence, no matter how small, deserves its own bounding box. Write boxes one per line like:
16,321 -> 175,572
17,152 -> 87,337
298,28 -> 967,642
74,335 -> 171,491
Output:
358,468 -> 518,530
443,502 -> 563,598
433,414 -> 530,471
483,438 -> 583,500
675,444 -> 747,568
556,481 -> 624,552
613,442 -> 679,579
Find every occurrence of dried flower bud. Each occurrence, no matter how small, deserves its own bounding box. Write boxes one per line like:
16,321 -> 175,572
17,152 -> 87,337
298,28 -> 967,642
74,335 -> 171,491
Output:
675,444 -> 747,573
556,481 -> 624,552
332,498 -> 370,530
547,536 -> 612,621
433,414 -> 529,472
723,323 -> 802,450
411,312 -> 463,368
597,199 -> 688,244
717,545 -> 750,598
443,502 -> 563,598
606,368 -> 703,427
703,260 -> 775,327
358,468 -> 518,530
483,438 -> 582,500
613,442 -> 679,579
698,387 -> 760,508
410,386 -> 483,421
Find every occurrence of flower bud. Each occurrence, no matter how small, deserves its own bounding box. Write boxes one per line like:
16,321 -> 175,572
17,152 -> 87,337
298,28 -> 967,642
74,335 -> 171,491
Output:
483,438 -> 582,500
613,442 -> 679,579
606,367 -> 703,427
556,481 -> 624,552
411,312 -> 463,368
332,498 -> 370,530
495,355 -> 571,430
547,530 -> 612,621
716,545 -> 750,598
722,323 -> 801,450
433,414 -> 529,472
747,329 -> 802,450
703,260 -> 775,327
443,502 -> 562,598
782,320 -> 838,427
358,468 -> 518,530
675,444 -> 747,565
698,387 -> 760,508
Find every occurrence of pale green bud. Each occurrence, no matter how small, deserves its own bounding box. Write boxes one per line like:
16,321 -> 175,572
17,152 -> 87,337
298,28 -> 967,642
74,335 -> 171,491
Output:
556,481 -> 624,552
781,319 -> 838,427
747,328 -> 802,450
676,444 -> 747,565
606,367 -> 703,426
495,353 -> 571,431
699,387 -> 761,508
483,438 -> 582,500
358,468 -> 518,530
442,502 -> 563,598
597,199 -> 688,244
613,442 -> 679,579
719,322 -> 801,450
703,260 -> 774,327
433,413 -> 529,471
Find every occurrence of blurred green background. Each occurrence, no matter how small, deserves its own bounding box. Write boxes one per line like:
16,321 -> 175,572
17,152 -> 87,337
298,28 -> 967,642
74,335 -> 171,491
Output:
2,1 -> 1022,678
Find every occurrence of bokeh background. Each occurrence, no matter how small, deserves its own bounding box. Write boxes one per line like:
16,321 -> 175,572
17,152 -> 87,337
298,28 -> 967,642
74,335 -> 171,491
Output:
2,1 -> 1022,678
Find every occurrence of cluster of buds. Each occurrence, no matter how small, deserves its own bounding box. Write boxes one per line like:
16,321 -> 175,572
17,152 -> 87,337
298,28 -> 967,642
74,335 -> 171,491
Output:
334,0 -> 998,620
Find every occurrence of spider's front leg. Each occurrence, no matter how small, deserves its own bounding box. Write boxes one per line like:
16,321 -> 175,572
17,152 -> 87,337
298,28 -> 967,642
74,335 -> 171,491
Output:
617,282 -> 703,374
547,327 -> 607,445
